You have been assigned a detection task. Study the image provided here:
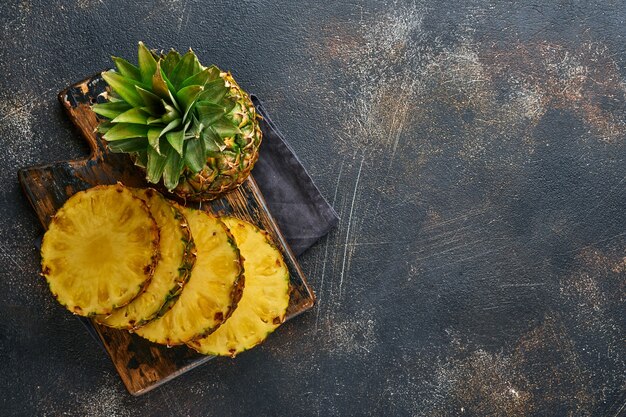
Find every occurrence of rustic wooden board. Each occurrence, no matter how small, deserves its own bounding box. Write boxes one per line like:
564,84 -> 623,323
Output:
17,74 -> 315,396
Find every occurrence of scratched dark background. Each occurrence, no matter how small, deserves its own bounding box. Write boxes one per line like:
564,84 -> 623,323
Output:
1,0 -> 625,416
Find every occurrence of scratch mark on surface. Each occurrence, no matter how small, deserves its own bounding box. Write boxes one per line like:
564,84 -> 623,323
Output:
0,243 -> 26,273
330,240 -> 413,248
499,282 -> 547,288
568,232 -> 626,255
315,159 -> 344,331
611,400 -> 626,417
176,0 -> 188,38
574,174 -> 626,227
384,73 -> 412,174
388,121 -> 405,165
339,155 -> 364,297
159,385 -> 187,416
429,244 -> 510,271
423,205 -> 492,231
481,303 -> 515,311
362,194 -> 417,220
411,237 -> 488,260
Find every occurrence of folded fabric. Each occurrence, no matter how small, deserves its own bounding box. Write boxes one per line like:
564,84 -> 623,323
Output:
251,96 -> 339,256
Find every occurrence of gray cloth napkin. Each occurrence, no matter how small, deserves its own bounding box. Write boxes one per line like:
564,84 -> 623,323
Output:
251,96 -> 339,255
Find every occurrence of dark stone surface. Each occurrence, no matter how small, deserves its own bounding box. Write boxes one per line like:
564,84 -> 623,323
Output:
1,1 -> 624,416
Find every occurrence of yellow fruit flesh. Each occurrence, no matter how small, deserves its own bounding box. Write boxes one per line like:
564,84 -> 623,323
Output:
135,209 -> 242,345
188,217 -> 289,357
96,189 -> 194,329
41,185 -> 158,316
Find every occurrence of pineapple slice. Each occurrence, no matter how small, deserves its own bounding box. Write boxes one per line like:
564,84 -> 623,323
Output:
95,189 -> 196,329
135,209 -> 243,346
40,184 -> 159,316
188,217 -> 290,357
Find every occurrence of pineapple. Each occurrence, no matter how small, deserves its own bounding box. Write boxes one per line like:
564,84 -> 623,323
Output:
40,184 -> 159,316
188,217 -> 289,357
95,188 -> 196,329
92,42 -> 262,201
135,208 -> 243,345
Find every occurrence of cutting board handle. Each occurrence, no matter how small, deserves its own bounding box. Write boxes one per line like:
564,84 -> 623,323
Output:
58,76 -> 108,160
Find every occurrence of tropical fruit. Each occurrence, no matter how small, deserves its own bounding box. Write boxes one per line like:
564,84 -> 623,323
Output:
39,183 -> 292,357
40,184 -> 159,316
134,208 -> 244,345
95,188 -> 195,329
93,42 -> 262,201
188,217 -> 289,357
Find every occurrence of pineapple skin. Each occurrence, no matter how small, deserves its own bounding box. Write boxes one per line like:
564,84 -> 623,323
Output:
174,73 -> 262,201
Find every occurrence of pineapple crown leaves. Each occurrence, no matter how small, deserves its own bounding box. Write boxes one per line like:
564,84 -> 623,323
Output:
92,42 -> 242,191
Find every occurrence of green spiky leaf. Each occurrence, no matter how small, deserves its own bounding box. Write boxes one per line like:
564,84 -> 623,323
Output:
201,126 -> 225,151
103,123 -> 149,141
138,41 -> 157,85
181,66 -> 220,88
219,97 -> 237,115
112,56 -> 141,81
161,49 -> 181,76
170,50 -> 202,88
195,101 -> 225,126
146,144 -> 168,183
183,137 -> 206,173
166,129 -> 185,155
148,127 -> 162,154
197,78 -> 228,103
176,85 -> 204,121
101,71 -> 145,107
147,104 -> 180,125
168,89 -> 181,112
163,147 -> 184,190
152,61 -> 170,100
163,104 -> 180,122
134,150 -> 148,168
186,114 -> 204,138
105,94 -> 124,103
135,86 -> 162,109
160,71 -> 178,103
107,137 -> 148,153
111,108 -> 150,124
212,117 -> 241,137
92,101 -> 131,119
96,121 -> 113,134
158,118 -> 181,137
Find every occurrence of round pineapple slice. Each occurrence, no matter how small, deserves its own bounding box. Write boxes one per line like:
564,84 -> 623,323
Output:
95,189 -> 196,329
135,208 -> 243,346
188,217 -> 290,357
40,184 -> 159,316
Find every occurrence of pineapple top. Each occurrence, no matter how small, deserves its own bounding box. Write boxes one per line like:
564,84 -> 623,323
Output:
93,42 -> 249,191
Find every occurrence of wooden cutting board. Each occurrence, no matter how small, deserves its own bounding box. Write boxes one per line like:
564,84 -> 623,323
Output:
17,74 -> 315,396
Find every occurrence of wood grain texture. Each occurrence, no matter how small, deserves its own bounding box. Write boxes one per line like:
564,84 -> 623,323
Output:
17,75 -> 314,396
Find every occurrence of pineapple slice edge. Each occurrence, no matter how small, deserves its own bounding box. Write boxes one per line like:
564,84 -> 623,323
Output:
95,188 -> 196,330
134,208 -> 244,346
187,216 -> 290,357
